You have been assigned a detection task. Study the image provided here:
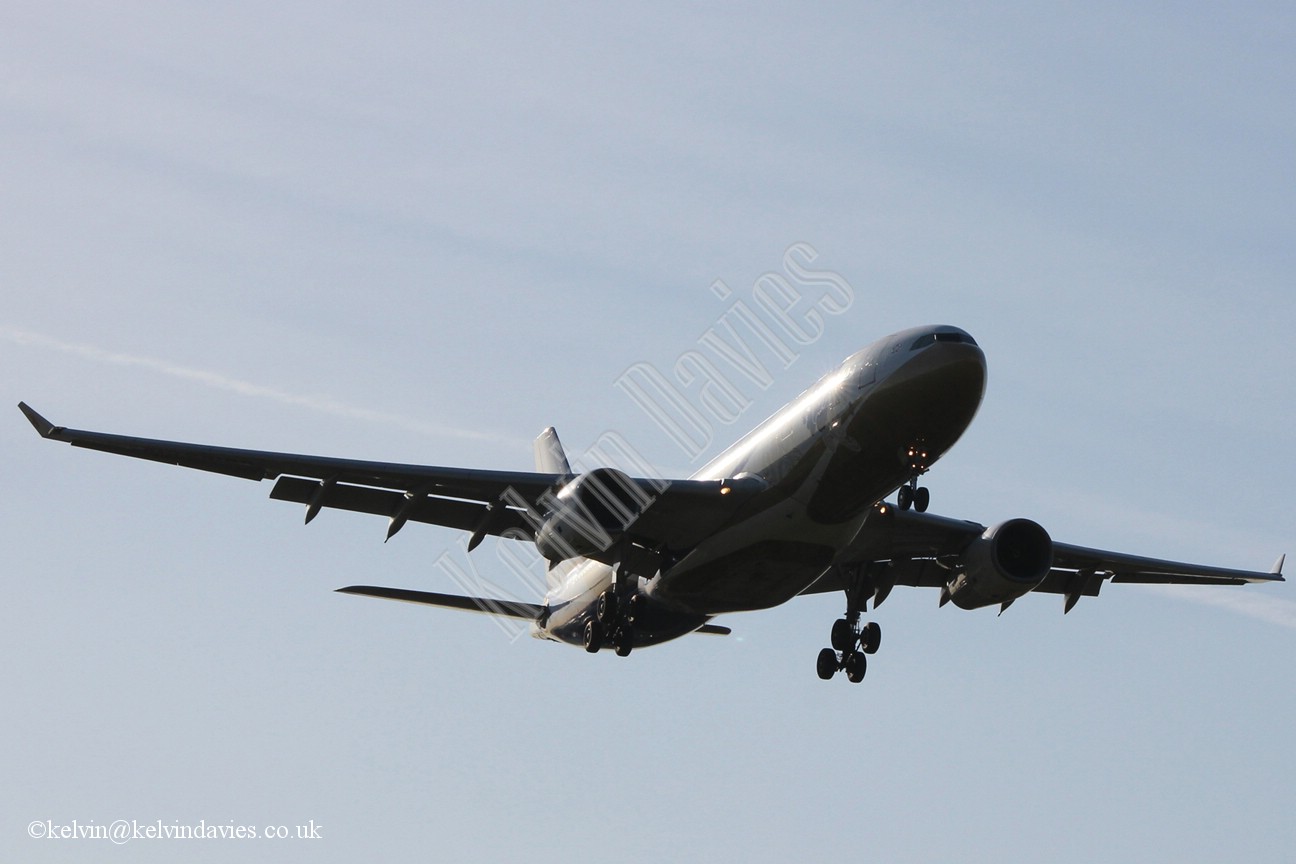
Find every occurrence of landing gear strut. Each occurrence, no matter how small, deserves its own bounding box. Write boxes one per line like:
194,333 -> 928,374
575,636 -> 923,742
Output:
816,565 -> 883,684
588,564 -> 638,657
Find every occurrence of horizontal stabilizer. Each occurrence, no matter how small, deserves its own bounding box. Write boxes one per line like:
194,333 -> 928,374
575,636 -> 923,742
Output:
695,623 -> 731,635
336,585 -> 542,620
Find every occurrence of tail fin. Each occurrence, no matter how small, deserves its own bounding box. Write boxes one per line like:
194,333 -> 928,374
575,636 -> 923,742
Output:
533,426 -> 571,475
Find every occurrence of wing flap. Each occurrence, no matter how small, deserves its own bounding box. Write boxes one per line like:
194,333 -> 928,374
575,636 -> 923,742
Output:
269,477 -> 537,539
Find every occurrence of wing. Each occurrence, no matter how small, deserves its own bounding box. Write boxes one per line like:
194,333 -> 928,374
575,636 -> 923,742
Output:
20,402 -> 558,541
17,403 -> 758,551
808,503 -> 1284,612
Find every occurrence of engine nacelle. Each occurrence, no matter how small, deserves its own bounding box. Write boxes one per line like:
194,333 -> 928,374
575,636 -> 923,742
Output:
534,467 -> 653,563
945,518 -> 1053,610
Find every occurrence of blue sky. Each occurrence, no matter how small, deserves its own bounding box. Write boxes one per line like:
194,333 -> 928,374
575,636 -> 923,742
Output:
3,3 -> 1293,862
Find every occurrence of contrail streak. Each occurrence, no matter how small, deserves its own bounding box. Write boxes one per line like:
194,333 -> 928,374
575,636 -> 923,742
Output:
4,326 -> 528,449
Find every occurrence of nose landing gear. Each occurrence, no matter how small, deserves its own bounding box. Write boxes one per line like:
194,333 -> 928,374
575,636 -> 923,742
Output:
897,442 -> 930,512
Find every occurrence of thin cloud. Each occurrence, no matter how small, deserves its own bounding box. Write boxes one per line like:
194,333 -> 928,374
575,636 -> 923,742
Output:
1144,584 -> 1296,631
4,326 -> 528,449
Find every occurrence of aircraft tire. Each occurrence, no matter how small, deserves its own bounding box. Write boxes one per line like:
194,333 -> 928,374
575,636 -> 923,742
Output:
596,590 -> 617,626
830,618 -> 855,652
613,625 -> 634,657
816,648 -> 838,680
860,621 -> 882,655
844,651 -> 867,683
583,620 -> 603,653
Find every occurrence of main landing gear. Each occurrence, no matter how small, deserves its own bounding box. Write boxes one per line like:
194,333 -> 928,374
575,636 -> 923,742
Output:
897,442 -> 930,512
817,565 -> 883,684
583,567 -> 637,657
816,616 -> 881,683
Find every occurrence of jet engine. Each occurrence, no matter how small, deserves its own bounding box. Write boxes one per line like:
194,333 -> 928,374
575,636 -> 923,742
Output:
534,467 -> 652,563
944,518 -> 1053,610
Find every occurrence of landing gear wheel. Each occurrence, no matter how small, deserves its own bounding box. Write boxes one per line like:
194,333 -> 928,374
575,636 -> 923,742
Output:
860,621 -> 882,655
613,625 -> 634,657
596,590 -> 618,627
844,651 -> 867,683
583,620 -> 603,653
816,648 -> 838,680
913,486 -> 930,512
897,485 -> 913,511
830,618 -> 855,652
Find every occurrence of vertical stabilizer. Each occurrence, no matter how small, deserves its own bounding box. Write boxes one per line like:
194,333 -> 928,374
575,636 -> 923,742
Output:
534,427 -> 572,475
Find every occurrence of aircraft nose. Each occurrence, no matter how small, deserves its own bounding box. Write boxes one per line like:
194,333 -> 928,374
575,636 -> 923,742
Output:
889,329 -> 987,400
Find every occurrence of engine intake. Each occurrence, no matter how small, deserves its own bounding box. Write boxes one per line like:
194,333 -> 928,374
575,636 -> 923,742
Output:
945,518 -> 1053,610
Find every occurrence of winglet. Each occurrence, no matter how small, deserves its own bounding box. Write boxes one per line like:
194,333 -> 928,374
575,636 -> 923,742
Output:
1272,554 -> 1286,578
533,426 -> 572,475
17,402 -> 58,438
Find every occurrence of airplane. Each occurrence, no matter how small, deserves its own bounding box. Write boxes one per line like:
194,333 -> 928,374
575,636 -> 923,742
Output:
18,324 -> 1285,683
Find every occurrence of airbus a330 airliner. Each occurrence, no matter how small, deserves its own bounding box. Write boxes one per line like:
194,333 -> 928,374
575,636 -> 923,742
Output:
19,325 -> 1284,683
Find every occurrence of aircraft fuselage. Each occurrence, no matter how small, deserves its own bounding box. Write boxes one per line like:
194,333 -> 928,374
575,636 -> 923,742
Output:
538,325 -> 987,648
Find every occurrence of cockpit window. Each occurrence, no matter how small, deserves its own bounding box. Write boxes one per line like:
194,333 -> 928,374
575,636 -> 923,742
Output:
910,331 -> 977,350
